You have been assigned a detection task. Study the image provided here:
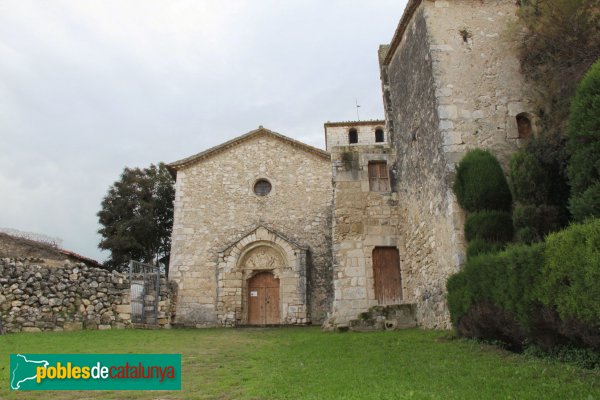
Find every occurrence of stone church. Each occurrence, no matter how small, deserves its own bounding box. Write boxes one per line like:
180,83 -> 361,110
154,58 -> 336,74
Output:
168,0 -> 536,330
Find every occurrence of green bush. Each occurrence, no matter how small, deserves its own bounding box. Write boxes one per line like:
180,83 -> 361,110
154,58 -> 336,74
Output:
569,183 -> 600,223
513,204 -> 542,230
513,204 -> 562,243
567,58 -> 600,221
514,227 -> 541,244
523,136 -> 570,219
447,242 -> 545,334
537,218 -> 600,324
464,211 -> 514,243
466,238 -> 504,259
446,272 -> 471,326
453,149 -> 512,212
509,151 -> 549,204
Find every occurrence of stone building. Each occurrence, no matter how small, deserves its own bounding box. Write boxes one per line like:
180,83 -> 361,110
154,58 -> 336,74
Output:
373,0 -> 536,329
167,127 -> 333,326
168,0 -> 535,329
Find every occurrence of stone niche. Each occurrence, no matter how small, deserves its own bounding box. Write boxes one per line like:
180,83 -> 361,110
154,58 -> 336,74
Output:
216,226 -> 309,326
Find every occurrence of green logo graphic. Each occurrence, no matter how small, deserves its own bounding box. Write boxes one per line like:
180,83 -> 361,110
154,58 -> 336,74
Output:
10,354 -> 181,391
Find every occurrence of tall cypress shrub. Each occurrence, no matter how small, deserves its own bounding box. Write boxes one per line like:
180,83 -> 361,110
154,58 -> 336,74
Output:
453,149 -> 512,213
567,58 -> 600,222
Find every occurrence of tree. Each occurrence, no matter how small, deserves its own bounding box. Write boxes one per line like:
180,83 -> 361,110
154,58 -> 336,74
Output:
567,58 -> 600,222
97,163 -> 175,273
517,0 -> 600,132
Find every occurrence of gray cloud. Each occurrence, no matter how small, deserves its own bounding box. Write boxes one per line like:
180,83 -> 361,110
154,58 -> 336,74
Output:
0,0 -> 407,261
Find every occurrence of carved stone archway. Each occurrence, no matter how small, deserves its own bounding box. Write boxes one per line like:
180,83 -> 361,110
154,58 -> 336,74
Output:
216,226 -> 309,326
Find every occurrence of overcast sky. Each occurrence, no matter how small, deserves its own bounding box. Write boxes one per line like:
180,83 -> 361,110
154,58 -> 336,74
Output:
0,0 -> 408,262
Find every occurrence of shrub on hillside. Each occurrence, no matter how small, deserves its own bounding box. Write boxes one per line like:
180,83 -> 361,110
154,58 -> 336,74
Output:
453,149 -> 512,212
523,137 -> 570,220
518,0 -> 600,132
466,238 -> 504,259
464,211 -> 513,243
537,218 -> 600,324
449,218 -> 600,352
509,151 -> 549,204
514,227 -> 540,245
569,183 -> 600,223
513,204 -> 562,243
447,243 -> 545,349
513,204 -> 542,230
567,58 -> 600,221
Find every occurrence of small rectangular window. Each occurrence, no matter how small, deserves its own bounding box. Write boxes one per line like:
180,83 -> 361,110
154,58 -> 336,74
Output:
368,162 -> 390,192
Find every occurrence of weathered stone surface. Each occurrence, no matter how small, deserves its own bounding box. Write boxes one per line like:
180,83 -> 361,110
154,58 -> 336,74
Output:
168,128 -> 333,327
21,327 -> 41,333
63,322 -> 83,331
0,260 -> 135,333
376,0 -> 533,328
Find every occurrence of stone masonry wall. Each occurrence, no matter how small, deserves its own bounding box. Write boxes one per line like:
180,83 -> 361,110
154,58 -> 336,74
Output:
324,122 -> 386,151
0,259 -> 173,333
326,144 -> 402,327
381,0 -> 535,328
169,131 -> 333,326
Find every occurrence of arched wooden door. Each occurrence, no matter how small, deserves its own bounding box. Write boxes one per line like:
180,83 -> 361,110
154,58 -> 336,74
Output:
247,271 -> 280,325
372,247 -> 402,305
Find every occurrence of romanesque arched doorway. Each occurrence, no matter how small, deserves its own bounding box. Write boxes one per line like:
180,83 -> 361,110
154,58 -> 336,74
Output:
247,271 -> 280,325
216,226 -> 309,326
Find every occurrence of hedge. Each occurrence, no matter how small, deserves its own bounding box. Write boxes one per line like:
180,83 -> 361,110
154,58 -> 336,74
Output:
569,183 -> 600,223
453,149 -> 512,212
447,218 -> 600,351
464,211 -> 513,243
513,204 -> 561,243
567,58 -> 600,221
465,238 -> 504,259
537,218 -> 600,324
509,151 -> 549,205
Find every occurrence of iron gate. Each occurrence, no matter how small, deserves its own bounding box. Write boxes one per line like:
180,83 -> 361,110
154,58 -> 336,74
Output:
129,260 -> 160,325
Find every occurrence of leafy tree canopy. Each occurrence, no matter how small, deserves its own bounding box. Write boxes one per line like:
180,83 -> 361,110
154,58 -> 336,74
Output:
518,0 -> 600,131
97,163 -> 175,273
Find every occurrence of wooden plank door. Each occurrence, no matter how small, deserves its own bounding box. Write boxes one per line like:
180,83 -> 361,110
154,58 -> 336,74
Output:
372,247 -> 402,304
247,272 -> 280,325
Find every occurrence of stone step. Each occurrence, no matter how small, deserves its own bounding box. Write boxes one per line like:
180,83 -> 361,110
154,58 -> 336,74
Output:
348,303 -> 417,332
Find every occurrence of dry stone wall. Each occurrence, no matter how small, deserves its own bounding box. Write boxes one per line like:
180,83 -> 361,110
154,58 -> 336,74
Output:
0,259 -> 172,333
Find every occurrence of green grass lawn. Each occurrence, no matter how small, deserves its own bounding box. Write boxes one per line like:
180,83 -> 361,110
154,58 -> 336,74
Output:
1,327 -> 599,399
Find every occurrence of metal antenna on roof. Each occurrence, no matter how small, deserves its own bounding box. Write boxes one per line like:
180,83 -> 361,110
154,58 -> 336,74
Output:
355,98 -> 361,121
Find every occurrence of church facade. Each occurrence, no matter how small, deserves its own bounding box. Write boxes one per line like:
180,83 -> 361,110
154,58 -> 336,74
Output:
168,0 -> 537,330
167,129 -> 334,326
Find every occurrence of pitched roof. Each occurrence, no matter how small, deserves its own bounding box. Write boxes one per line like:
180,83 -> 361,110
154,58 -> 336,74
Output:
167,126 -> 330,176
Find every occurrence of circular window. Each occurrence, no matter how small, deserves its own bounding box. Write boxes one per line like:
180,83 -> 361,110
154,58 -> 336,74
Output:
253,179 -> 272,196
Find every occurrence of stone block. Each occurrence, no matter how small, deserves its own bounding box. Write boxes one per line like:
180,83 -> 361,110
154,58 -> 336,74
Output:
437,105 -> 458,119
508,102 -> 525,116
115,304 -> 130,314
63,322 -> 83,332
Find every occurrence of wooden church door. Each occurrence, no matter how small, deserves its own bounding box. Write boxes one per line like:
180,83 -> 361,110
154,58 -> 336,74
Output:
247,271 -> 280,325
372,247 -> 402,305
